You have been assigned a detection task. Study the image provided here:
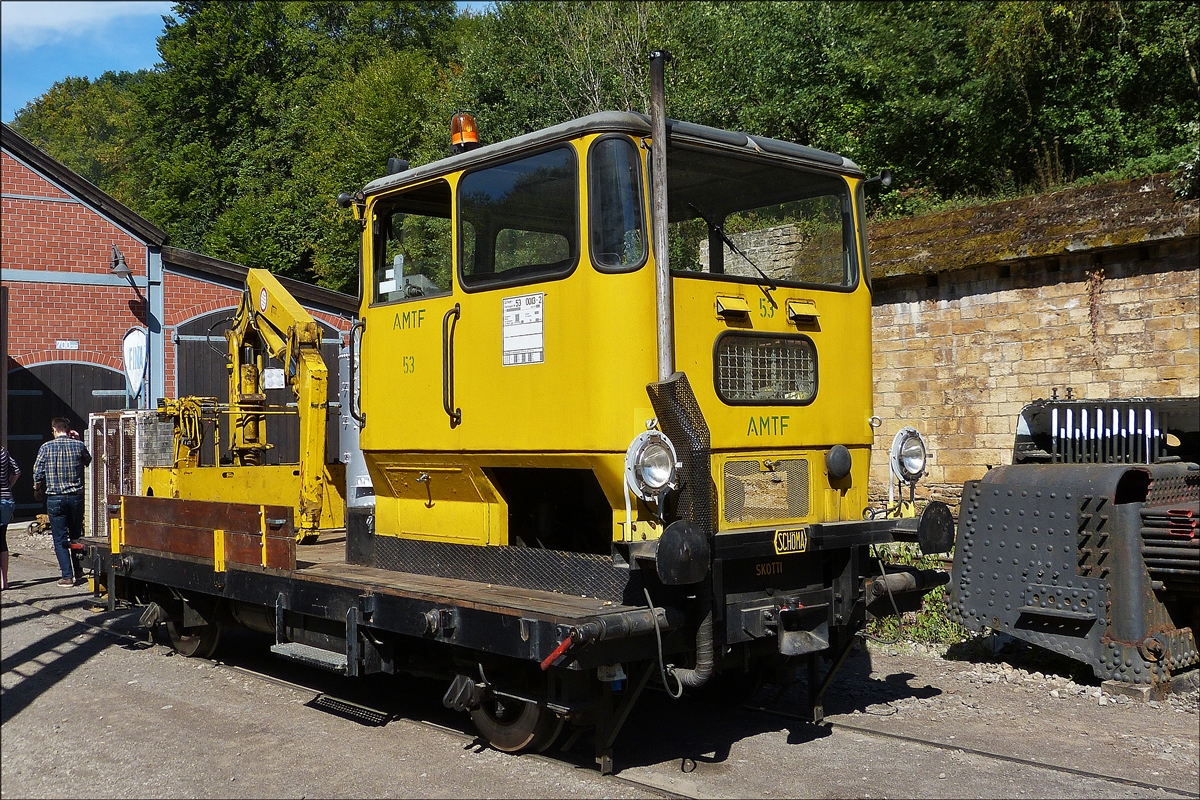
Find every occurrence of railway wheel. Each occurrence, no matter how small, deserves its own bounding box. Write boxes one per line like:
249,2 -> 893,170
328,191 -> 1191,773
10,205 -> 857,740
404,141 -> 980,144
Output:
470,696 -> 563,753
165,621 -> 220,658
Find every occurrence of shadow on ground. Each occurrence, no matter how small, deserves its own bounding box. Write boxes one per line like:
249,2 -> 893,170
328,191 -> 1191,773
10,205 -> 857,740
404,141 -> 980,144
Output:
944,633 -> 1101,685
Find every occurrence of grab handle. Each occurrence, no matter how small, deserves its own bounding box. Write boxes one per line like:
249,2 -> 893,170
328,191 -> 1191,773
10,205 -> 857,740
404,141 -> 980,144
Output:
442,304 -> 462,428
348,318 -> 366,426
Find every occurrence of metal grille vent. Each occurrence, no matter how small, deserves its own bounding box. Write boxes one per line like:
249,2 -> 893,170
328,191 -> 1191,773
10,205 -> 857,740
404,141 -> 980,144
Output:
723,459 -> 810,522
716,335 -> 816,404
1049,404 -> 1165,464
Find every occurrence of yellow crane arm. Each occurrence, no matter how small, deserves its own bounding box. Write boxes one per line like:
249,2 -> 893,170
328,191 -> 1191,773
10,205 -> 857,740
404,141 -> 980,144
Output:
227,269 -> 329,543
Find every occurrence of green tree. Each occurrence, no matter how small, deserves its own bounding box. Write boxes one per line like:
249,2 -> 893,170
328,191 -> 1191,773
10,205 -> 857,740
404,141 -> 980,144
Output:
10,1 -> 1198,291
131,1 -> 459,281
9,71 -> 149,204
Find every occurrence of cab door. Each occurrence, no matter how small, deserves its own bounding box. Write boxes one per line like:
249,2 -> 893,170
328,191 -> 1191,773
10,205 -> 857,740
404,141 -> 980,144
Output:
360,178 -> 460,454
360,178 -> 511,546
448,137 -> 658,456
446,145 -> 588,453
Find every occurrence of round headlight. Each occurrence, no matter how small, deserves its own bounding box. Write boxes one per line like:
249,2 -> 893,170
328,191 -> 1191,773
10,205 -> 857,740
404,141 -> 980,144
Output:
889,427 -> 928,484
638,442 -> 675,490
624,431 -> 679,502
899,436 -> 926,476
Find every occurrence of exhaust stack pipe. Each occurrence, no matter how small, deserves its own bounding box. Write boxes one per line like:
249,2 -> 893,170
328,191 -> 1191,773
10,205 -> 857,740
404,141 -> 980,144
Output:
646,49 -> 712,690
649,49 -> 674,382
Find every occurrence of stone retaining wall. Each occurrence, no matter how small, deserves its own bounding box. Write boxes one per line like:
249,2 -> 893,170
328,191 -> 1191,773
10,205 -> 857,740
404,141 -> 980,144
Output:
865,174 -> 1199,511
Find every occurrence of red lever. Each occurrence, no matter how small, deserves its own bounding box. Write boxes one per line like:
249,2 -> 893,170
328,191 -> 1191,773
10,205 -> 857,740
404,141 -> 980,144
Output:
540,635 -> 574,671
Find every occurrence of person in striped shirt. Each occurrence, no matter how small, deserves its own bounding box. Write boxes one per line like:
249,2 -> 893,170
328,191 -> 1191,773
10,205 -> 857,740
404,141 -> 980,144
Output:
32,418 -> 92,587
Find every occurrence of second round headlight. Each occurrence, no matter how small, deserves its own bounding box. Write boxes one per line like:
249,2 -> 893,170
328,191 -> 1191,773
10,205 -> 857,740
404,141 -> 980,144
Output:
889,427 -> 928,484
899,435 -> 926,476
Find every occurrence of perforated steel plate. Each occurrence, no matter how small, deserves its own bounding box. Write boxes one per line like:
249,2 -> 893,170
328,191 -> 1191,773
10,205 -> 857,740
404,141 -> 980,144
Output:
723,459 -> 809,523
371,536 -> 631,602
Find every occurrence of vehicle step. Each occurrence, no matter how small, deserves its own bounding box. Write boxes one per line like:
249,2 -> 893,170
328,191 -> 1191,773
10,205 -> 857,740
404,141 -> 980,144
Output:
305,694 -> 391,726
270,642 -> 348,673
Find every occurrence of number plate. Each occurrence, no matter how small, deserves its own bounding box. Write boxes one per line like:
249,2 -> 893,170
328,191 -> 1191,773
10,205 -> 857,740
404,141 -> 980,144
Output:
773,528 -> 808,555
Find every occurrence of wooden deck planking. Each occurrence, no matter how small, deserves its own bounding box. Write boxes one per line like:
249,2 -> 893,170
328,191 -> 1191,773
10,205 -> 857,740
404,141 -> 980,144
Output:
294,561 -> 634,622
106,528 -> 635,624
295,537 -> 347,569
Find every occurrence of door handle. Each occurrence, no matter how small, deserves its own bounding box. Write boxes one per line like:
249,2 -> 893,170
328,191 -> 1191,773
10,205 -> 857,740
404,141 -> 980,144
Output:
442,304 -> 461,428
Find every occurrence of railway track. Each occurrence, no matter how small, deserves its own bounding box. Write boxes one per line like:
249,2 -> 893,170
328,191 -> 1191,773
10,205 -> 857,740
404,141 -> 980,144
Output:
5,565 -> 1195,800
743,703 -> 1199,798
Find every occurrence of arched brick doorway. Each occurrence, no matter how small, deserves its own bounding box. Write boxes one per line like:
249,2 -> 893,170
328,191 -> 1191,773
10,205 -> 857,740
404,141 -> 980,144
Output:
6,362 -> 126,516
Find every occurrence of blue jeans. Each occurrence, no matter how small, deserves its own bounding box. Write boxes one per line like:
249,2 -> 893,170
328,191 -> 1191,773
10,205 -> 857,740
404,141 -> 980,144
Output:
47,493 -> 85,580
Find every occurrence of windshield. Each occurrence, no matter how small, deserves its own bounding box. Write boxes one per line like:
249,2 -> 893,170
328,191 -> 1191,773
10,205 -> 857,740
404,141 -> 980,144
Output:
665,146 -> 858,289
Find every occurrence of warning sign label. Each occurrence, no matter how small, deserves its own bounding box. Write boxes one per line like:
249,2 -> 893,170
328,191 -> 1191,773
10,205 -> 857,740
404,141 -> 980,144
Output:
502,293 -> 544,366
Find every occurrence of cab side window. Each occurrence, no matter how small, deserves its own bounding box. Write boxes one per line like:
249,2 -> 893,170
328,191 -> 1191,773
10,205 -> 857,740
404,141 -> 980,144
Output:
372,180 -> 453,304
458,147 -> 578,289
589,136 -> 646,271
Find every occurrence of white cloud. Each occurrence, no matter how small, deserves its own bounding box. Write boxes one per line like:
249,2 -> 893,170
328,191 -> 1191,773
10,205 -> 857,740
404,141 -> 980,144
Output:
0,1 -> 173,50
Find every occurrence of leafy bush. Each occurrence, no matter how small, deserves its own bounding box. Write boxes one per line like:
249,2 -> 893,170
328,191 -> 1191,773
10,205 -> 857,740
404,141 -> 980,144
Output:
864,541 -> 968,646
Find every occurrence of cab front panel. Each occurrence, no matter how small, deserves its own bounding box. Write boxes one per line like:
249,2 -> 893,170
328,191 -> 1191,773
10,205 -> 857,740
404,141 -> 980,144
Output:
664,153 -> 875,530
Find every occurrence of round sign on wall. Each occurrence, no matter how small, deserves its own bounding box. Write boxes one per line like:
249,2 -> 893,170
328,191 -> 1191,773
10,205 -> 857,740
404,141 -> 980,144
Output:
122,327 -> 149,400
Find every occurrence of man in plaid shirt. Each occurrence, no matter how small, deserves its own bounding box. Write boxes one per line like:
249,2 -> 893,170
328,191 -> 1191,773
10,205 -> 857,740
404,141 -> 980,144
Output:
33,417 -> 92,587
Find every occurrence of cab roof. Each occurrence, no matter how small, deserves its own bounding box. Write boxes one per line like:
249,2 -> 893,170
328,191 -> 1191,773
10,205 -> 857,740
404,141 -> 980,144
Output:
361,111 -> 861,197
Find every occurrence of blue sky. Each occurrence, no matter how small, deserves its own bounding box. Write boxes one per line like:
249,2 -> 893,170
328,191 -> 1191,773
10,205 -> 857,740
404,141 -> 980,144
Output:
1,1 -> 493,124
1,2 -> 173,123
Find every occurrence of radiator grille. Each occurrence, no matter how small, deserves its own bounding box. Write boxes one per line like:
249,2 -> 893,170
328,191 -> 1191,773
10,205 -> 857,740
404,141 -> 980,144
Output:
723,459 -> 810,522
1050,404 -> 1165,464
716,335 -> 816,404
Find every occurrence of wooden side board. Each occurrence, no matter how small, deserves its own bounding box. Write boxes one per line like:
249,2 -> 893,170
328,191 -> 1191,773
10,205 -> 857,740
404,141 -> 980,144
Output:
113,494 -> 297,570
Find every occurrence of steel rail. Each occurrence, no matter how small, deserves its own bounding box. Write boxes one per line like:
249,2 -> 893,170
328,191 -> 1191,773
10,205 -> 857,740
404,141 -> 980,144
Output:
744,703 -> 1199,798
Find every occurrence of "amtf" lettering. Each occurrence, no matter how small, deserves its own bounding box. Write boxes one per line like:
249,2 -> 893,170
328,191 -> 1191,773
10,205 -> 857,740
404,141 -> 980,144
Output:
393,308 -> 426,330
747,415 -> 790,436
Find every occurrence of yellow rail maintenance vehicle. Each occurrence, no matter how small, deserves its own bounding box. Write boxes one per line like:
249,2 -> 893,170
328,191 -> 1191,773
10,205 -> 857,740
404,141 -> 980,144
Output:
88,54 -> 954,772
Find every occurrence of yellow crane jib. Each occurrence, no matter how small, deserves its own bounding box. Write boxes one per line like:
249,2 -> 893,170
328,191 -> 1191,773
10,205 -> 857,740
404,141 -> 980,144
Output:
226,269 -> 329,544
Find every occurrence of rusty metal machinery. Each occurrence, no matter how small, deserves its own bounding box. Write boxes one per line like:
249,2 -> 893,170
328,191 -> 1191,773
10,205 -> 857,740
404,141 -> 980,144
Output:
951,397 -> 1200,688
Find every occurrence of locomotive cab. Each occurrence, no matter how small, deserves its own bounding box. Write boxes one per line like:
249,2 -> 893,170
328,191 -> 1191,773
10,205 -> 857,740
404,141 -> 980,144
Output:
84,107 -> 956,769
355,113 -> 883,549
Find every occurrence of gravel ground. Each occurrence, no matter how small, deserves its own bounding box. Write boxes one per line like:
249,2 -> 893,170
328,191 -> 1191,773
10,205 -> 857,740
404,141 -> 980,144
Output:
3,523 -> 1197,799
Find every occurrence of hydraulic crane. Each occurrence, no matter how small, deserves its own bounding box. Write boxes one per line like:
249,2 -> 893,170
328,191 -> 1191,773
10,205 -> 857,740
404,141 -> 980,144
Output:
151,269 -> 340,544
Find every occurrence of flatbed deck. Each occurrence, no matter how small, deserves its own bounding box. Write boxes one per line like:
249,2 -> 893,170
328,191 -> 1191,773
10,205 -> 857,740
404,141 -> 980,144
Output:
291,534 -> 638,621
86,515 -> 665,676
93,532 -> 639,623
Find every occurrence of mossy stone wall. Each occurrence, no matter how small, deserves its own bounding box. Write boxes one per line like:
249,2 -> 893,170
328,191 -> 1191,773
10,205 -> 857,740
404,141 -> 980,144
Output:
865,174 -> 1199,510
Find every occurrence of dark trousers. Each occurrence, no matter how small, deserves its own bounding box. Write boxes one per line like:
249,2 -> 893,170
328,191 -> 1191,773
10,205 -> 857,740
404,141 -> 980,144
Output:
47,492 -> 85,580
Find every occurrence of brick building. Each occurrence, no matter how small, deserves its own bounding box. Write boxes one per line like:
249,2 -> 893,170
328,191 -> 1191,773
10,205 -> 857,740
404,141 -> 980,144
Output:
1,123 -> 357,516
